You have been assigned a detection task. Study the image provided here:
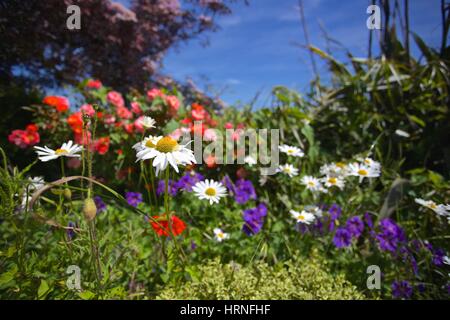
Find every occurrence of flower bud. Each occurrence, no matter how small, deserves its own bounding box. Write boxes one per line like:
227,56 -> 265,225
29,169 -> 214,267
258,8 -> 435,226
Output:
64,188 -> 72,200
83,198 -> 97,221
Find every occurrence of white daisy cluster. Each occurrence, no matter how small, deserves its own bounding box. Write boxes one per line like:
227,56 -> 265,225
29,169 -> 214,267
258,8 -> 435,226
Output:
276,144 -> 304,177
415,198 -> 450,221
347,157 -> 381,182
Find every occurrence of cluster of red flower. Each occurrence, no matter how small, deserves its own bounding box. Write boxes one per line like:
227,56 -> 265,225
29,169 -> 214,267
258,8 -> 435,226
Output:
8,124 -> 40,149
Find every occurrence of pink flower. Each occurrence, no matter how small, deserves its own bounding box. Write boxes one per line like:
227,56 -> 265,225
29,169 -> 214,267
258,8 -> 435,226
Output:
165,95 -> 180,115
204,128 -> 217,141
86,79 -> 102,89
107,91 -> 125,108
131,101 -> 142,115
124,123 -> 134,134
104,114 -> 116,125
116,106 -> 133,119
224,122 -> 233,129
67,157 -> 81,169
74,131 -> 92,146
80,104 -> 95,117
147,88 -> 164,100
134,116 -> 145,133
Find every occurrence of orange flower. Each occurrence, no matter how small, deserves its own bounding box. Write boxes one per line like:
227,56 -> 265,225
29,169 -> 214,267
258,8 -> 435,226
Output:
43,96 -> 70,112
150,215 -> 186,237
67,112 -> 83,134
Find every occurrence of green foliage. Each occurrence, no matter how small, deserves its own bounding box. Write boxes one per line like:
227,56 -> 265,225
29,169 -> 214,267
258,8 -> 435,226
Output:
156,252 -> 366,300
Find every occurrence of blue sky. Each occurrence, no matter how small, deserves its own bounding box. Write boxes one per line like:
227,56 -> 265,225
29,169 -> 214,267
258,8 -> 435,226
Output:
161,0 -> 445,106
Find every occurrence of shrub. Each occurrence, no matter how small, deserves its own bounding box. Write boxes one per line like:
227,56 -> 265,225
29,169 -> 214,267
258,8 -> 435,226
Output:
156,252 -> 366,300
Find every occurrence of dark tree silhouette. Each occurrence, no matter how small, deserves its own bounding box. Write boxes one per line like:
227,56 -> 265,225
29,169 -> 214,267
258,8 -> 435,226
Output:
0,0 -> 242,90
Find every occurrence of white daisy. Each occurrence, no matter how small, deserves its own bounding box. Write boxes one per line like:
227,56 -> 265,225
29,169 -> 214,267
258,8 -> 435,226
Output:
140,116 -> 156,129
301,175 -> 325,192
304,205 -> 323,218
415,198 -> 450,216
289,210 -> 316,225
348,162 -> 380,182
192,179 -> 227,205
135,136 -> 196,174
443,256 -> 450,265
277,164 -> 299,177
213,228 -> 229,242
358,157 -> 381,170
279,144 -> 304,158
34,141 -> 82,162
319,162 -> 349,177
29,176 -> 45,190
133,135 -> 162,153
244,155 -> 257,167
322,175 -> 345,189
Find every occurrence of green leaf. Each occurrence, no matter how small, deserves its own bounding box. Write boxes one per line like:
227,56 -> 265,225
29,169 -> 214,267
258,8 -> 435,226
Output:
78,290 -> 96,300
38,279 -> 50,299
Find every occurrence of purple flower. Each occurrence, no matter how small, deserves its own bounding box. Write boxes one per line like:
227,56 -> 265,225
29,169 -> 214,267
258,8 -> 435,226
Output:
222,175 -> 235,194
364,212 -> 374,229
346,216 -> 364,239
176,172 -> 204,192
94,196 -> 107,213
432,248 -> 446,266
125,192 -> 143,207
333,227 -> 352,248
234,179 -> 257,204
242,203 -> 267,236
375,218 -> 406,253
391,280 -> 413,299
67,221 -> 76,241
328,204 -> 342,232
156,180 -> 178,197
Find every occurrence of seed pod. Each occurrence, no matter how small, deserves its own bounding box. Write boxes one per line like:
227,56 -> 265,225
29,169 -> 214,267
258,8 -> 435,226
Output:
64,188 -> 72,200
83,198 -> 97,221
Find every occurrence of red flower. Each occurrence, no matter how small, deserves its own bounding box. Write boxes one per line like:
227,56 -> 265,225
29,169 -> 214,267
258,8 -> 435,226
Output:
124,123 -> 134,134
94,137 -> 110,155
205,155 -> 217,168
191,103 -> 207,121
86,79 -> 102,89
67,112 -> 84,134
26,123 -> 38,132
150,215 -> 186,237
43,96 -> 70,112
116,106 -> 133,119
8,125 -> 40,149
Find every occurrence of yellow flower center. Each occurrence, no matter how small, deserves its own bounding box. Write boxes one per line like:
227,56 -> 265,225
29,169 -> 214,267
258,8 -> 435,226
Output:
155,136 -> 178,153
308,181 -> 315,187
283,167 -> 291,173
358,169 -> 368,176
205,187 -> 217,196
328,177 -> 337,184
55,148 -> 68,155
145,139 -> 156,148
298,215 -> 305,221
336,162 -> 346,169
287,149 -> 294,154
429,203 -> 437,209
217,232 -> 224,239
